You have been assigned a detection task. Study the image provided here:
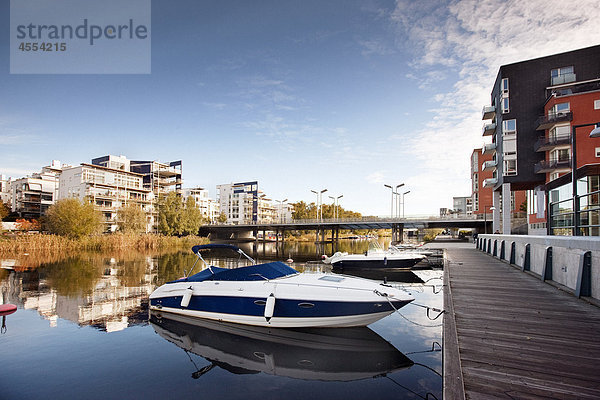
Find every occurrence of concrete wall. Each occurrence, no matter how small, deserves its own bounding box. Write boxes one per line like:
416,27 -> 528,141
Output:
477,234 -> 600,301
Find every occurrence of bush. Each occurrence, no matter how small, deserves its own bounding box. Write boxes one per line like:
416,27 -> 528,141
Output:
45,198 -> 102,238
117,203 -> 147,234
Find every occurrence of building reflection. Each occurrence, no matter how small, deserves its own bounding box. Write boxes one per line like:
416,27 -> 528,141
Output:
0,254 -> 157,332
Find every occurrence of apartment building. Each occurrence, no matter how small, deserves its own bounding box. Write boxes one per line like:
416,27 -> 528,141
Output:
182,187 -> 220,223
0,174 -> 11,204
217,181 -> 291,224
59,163 -> 153,232
481,45 -> 600,234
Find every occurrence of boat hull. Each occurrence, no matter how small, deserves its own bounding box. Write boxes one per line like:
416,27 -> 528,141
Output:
149,273 -> 413,328
331,257 -> 424,269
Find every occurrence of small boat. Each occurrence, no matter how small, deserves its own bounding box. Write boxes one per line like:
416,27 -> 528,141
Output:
323,241 -> 426,270
149,244 -> 413,328
149,311 -> 413,381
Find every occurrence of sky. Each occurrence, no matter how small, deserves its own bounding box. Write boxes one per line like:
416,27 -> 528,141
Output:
1,0 -> 600,216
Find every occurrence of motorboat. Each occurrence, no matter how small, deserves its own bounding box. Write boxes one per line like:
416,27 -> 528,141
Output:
323,241 -> 426,270
149,311 -> 413,381
149,244 -> 413,328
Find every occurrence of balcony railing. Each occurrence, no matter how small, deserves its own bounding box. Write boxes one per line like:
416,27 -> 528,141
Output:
534,134 -> 571,152
482,159 -> 497,171
482,142 -> 496,155
482,178 -> 497,188
551,73 -> 576,86
535,111 -> 572,131
483,123 -> 496,136
482,105 -> 496,120
534,158 -> 572,173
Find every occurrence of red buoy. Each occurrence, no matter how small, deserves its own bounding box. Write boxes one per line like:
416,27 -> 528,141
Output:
0,304 -> 17,316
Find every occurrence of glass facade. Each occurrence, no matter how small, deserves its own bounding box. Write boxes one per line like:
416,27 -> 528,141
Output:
549,175 -> 600,235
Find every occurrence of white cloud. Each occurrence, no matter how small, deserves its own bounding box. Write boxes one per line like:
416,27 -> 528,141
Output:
389,0 -> 600,214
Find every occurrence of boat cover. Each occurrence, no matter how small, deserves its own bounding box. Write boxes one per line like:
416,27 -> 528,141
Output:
181,262 -> 298,283
191,244 -> 241,254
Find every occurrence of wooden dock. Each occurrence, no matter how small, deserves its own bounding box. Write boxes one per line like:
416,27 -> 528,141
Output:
443,246 -> 600,399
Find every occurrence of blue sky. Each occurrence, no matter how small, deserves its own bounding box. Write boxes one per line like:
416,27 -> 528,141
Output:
1,0 -> 599,216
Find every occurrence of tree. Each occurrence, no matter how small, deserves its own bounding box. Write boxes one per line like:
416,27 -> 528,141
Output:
117,203 -> 147,234
0,201 -> 9,221
181,196 -> 204,235
46,198 -> 102,238
292,201 -> 316,220
158,192 -> 184,235
217,212 -> 228,223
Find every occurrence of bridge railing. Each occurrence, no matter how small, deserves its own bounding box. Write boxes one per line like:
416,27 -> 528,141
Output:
208,213 -> 490,226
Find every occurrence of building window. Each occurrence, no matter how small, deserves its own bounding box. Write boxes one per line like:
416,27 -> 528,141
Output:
596,147 -> 600,158
551,66 -> 575,85
502,119 -> 516,135
550,148 -> 570,162
595,99 -> 600,110
504,159 -> 517,176
501,98 -> 509,113
473,173 -> 478,191
550,124 -> 570,141
549,102 -> 570,117
501,78 -> 509,93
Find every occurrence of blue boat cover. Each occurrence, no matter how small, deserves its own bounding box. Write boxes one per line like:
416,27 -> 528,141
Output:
183,262 -> 298,283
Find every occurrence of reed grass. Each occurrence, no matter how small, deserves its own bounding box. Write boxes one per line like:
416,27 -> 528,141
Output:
0,233 -> 209,254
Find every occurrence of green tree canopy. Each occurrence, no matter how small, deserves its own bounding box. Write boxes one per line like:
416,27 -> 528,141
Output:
46,198 -> 102,238
158,192 -> 205,236
117,203 -> 147,234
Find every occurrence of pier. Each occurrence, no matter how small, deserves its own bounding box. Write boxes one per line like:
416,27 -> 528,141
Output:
443,244 -> 600,399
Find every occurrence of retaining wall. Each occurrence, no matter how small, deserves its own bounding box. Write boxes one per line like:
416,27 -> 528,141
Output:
477,234 -> 600,301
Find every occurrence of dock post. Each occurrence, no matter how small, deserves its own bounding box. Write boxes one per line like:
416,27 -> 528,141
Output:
523,244 -> 531,271
510,242 -> 516,264
576,251 -> 592,298
500,240 -> 505,260
542,246 -> 553,281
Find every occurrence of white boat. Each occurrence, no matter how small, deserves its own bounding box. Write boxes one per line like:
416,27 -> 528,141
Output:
149,311 -> 414,381
323,241 -> 426,269
149,244 -> 413,328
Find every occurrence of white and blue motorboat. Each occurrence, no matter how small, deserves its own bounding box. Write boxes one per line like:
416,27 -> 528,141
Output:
149,244 -> 413,328
323,241 -> 426,270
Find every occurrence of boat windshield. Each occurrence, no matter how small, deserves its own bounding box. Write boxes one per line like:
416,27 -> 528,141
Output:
185,262 -> 298,283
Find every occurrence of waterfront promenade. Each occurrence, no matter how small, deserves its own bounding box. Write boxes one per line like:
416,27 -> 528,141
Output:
443,244 -> 600,399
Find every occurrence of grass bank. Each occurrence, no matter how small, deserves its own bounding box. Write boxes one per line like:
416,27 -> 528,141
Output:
0,233 -> 209,254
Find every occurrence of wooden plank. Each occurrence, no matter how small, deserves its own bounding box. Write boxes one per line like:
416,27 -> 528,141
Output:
444,247 -> 600,399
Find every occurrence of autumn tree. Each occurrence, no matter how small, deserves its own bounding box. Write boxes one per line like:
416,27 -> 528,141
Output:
46,198 -> 102,238
158,192 -> 205,236
117,203 -> 147,234
182,196 -> 204,235
0,201 -> 9,221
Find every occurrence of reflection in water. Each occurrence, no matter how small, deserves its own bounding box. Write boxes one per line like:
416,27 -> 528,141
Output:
149,311 -> 413,382
0,253 -> 157,332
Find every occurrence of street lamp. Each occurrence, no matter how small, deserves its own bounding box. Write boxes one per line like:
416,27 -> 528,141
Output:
276,198 -> 287,223
384,183 -> 404,218
396,184 -> 404,218
311,188 -> 327,222
401,190 -> 410,218
329,194 -> 343,220
572,122 -> 600,235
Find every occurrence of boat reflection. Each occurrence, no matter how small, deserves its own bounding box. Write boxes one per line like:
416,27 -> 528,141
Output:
149,311 -> 413,381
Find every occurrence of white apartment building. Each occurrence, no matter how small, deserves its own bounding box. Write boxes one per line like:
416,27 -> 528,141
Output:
182,187 -> 220,223
217,181 -> 292,224
59,163 -> 154,232
0,174 -> 12,205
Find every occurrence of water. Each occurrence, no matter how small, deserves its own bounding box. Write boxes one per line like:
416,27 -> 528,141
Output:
0,243 -> 442,399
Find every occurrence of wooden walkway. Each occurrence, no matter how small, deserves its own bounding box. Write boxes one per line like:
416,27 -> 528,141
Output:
443,246 -> 600,399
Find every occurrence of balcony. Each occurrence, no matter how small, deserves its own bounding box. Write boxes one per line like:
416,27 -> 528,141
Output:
482,105 -> 496,120
482,142 -> 496,155
534,158 -> 571,173
551,73 -> 576,86
534,134 -> 571,152
482,159 -> 497,171
482,178 -> 497,188
535,111 -> 572,131
482,123 -> 496,136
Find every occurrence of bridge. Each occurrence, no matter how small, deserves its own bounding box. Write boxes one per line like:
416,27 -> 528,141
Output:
200,215 -> 492,243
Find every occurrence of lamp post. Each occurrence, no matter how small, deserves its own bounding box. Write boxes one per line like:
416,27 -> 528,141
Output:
276,198 -> 287,224
572,123 -> 600,235
401,190 -> 410,218
395,184 -> 404,218
311,189 -> 328,222
329,194 -> 343,220
384,183 -> 404,218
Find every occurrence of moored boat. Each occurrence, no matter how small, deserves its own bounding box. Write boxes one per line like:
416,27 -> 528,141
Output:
149,244 -> 413,328
323,241 -> 426,269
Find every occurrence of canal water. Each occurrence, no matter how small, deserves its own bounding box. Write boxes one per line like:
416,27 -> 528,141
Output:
0,242 -> 442,400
